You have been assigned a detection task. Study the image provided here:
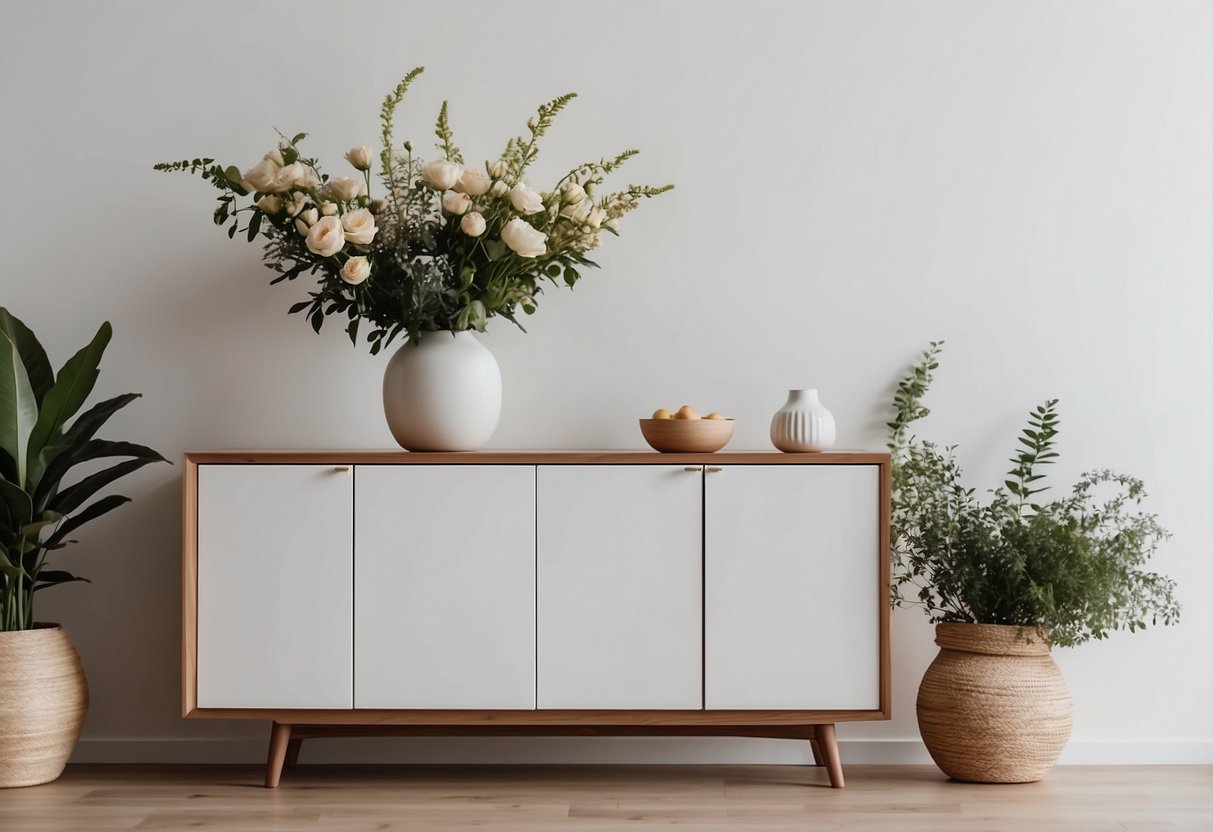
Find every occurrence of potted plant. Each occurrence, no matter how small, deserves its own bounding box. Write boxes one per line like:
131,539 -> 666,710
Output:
156,67 -> 672,451
0,309 -> 165,788
887,342 -> 1180,783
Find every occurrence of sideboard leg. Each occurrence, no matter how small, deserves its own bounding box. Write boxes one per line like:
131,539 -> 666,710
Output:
264,722 -> 292,788
815,724 -> 845,788
809,737 -> 825,767
285,737 -> 303,768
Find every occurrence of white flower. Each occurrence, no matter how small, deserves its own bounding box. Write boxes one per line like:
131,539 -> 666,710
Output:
294,218 -> 310,237
500,217 -> 547,257
284,192 -> 310,217
345,145 -> 374,171
442,191 -> 471,216
489,180 -> 509,197
584,181 -> 597,197
460,211 -> 486,237
587,207 -> 606,229
561,182 -> 586,205
270,163 -> 308,193
420,159 -> 462,190
340,256 -> 371,285
455,166 -> 492,196
299,208 -> 319,227
508,182 -> 544,215
604,218 -> 620,233
295,166 -> 320,189
326,176 -> 366,202
341,208 -> 378,245
256,195 -> 282,214
243,158 -> 280,192
320,202 -> 338,216
560,199 -> 591,222
264,148 -> 286,166
486,160 -> 506,178
305,215 -> 345,256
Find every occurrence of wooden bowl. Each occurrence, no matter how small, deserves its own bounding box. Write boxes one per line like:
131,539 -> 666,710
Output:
639,418 -> 736,453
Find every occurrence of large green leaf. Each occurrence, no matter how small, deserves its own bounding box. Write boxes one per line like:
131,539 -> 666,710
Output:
0,308 -> 53,404
0,331 -> 38,487
34,439 -> 165,513
62,393 -> 141,446
27,392 -> 142,494
26,321 -> 112,467
48,457 -> 158,516
44,493 -> 130,548
0,476 -> 33,540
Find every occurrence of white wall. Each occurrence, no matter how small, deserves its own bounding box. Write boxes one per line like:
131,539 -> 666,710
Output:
2,0 -> 1209,765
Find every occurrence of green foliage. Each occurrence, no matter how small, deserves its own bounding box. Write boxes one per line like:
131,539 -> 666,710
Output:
887,343 -> 1180,647
434,101 -> 463,164
0,309 -> 167,631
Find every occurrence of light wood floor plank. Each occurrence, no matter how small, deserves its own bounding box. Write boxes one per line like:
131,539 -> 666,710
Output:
0,764 -> 1208,832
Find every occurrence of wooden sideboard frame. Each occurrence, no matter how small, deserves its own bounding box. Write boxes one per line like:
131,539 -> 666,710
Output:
182,451 -> 892,788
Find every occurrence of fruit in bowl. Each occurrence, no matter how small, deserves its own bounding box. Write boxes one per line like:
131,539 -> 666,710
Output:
640,405 -> 735,453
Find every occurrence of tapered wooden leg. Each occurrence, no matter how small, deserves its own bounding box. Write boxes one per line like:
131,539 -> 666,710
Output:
285,738 -> 303,768
265,722 -> 292,788
815,723 -> 845,788
809,738 -> 825,766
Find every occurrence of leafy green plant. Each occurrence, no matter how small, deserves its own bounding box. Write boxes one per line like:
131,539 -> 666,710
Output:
0,309 -> 166,631
887,341 -> 1179,647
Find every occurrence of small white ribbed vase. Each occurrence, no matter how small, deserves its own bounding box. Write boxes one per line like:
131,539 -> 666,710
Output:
770,389 -> 836,453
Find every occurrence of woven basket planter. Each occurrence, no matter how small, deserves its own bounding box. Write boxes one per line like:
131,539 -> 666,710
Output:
917,623 -> 1072,783
0,624 -> 89,788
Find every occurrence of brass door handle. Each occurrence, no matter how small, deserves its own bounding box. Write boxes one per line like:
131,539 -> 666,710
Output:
706,467 -> 723,474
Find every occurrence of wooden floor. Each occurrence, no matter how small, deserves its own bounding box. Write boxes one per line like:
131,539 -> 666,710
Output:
0,764 -> 1209,831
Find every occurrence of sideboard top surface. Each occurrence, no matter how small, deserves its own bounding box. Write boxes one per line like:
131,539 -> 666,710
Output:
184,450 -> 890,465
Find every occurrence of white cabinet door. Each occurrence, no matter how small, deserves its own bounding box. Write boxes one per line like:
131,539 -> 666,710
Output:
355,465 -> 536,709
537,465 -> 702,709
705,465 -> 880,710
196,465 -> 353,708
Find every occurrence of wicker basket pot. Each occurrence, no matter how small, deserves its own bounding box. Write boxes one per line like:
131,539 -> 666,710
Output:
917,623 -> 1072,783
0,624 -> 89,788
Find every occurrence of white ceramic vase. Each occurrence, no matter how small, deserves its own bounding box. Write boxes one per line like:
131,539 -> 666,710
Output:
383,330 -> 502,451
770,388 -> 836,452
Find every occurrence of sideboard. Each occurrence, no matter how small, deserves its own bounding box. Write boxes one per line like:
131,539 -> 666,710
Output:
182,450 -> 891,788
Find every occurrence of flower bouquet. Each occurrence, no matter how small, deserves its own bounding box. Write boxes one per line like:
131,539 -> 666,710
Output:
156,67 -> 672,355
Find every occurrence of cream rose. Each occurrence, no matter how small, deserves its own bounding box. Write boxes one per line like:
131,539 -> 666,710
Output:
489,180 -> 509,197
299,208 -> 319,227
487,160 -> 506,178
560,199 -> 591,222
264,147 -> 286,166
442,191 -> 471,215
420,159 -> 462,190
500,218 -> 547,257
340,256 -> 371,285
508,182 -> 544,215
256,195 -> 282,214
305,215 -> 345,256
327,176 -> 366,202
243,158 -> 279,192
460,211 -> 486,237
269,162 -> 308,193
561,182 -> 586,205
284,191 -> 309,217
586,207 -> 606,229
455,166 -> 492,196
319,202 -> 338,216
344,145 -> 374,171
341,208 -> 378,245
294,218 -> 310,237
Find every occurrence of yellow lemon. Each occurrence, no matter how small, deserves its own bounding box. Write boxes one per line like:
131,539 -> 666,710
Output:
652,408 -> 672,420
674,405 -> 700,420
705,411 -> 726,420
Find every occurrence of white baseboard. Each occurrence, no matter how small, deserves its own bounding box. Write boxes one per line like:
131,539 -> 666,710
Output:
70,737 -> 1213,766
